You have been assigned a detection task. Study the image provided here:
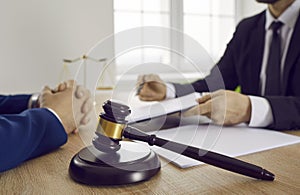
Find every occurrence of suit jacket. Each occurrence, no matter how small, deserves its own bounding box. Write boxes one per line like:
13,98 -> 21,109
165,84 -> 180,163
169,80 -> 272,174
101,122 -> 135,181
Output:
0,95 -> 67,172
174,11 -> 300,130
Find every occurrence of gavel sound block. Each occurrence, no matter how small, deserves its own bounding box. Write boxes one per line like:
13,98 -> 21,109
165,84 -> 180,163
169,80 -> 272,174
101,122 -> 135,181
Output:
69,100 -> 161,186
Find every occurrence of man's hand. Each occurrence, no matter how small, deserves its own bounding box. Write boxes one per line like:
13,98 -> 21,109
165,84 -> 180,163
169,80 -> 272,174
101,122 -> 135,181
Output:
39,81 -> 92,134
136,74 -> 167,101
54,80 -> 93,127
183,90 -> 251,126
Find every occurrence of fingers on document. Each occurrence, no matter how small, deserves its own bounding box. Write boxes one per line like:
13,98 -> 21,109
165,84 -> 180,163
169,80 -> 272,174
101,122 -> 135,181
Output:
182,105 -> 201,117
195,93 -> 213,117
198,101 -> 212,117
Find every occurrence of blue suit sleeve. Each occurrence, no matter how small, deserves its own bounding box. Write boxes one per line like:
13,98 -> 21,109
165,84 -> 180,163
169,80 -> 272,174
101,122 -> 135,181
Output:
0,95 -> 31,114
0,108 -> 67,172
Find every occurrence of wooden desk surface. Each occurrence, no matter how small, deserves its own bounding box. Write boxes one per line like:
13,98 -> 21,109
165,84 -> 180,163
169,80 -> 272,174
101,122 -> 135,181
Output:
1,130 -> 299,194
1,92 -> 300,194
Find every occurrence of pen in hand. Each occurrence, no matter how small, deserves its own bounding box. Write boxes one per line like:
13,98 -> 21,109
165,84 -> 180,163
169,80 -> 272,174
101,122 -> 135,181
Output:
136,75 -> 146,96
136,83 -> 145,96
135,74 -> 167,101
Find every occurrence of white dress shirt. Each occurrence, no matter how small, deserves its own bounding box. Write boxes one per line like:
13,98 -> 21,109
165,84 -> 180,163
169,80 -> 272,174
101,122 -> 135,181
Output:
249,0 -> 299,127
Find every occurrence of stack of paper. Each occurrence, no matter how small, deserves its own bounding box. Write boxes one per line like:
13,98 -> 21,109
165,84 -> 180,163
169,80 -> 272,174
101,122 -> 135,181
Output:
125,92 -> 300,168
146,124 -> 300,168
127,92 -> 201,123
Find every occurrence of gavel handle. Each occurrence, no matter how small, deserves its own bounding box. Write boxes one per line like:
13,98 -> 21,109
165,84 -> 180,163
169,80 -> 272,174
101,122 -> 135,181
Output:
123,126 -> 274,181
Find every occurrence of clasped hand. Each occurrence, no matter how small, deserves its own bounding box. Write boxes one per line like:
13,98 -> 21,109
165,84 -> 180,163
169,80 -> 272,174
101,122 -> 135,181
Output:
38,80 -> 93,134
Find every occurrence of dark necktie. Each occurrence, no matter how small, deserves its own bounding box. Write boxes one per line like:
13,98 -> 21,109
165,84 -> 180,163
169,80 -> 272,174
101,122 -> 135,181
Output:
265,21 -> 283,96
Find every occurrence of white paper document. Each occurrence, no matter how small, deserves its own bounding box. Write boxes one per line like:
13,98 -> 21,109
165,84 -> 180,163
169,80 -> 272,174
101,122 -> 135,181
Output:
127,92 -> 201,123
146,124 -> 300,168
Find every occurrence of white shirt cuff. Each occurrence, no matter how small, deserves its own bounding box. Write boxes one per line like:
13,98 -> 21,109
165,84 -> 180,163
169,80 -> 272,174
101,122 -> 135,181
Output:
248,96 -> 274,127
165,83 -> 176,99
46,108 -> 63,124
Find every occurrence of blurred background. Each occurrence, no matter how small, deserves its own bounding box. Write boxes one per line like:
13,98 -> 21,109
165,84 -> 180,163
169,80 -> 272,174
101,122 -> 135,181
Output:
0,0 -> 266,94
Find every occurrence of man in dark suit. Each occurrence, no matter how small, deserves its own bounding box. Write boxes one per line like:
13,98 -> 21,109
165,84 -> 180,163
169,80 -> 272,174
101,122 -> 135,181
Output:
137,0 -> 300,130
0,80 -> 92,172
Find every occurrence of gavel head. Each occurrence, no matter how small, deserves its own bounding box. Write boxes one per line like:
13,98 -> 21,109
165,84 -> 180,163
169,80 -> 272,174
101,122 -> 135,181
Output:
92,100 -> 131,153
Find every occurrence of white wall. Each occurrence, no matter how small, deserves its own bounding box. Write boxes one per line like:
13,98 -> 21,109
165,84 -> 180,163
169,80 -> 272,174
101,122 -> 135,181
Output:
0,0 -> 114,94
236,0 -> 267,23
